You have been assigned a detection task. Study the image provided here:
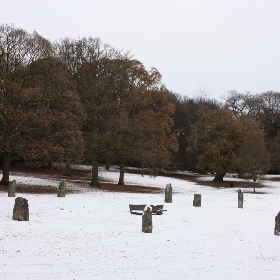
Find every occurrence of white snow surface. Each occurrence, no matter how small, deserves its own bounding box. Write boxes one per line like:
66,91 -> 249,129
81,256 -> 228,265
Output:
1,167 -> 280,280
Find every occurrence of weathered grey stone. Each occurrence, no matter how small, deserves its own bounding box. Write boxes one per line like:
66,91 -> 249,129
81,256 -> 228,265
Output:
57,180 -> 66,197
12,197 -> 29,221
274,212 -> 280,235
238,189 -> 243,208
193,194 -> 201,207
142,205 -> 153,233
8,180 -> 16,197
165,183 -> 172,203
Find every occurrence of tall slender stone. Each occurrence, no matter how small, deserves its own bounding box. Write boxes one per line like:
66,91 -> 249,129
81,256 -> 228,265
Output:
193,194 -> 201,207
8,179 -> 16,197
274,212 -> 280,235
238,189 -> 243,208
142,205 -> 153,233
12,197 -> 29,221
57,180 -> 66,197
165,183 -> 172,203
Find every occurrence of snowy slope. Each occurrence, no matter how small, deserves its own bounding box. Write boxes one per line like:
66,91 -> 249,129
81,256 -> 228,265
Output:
0,168 -> 280,280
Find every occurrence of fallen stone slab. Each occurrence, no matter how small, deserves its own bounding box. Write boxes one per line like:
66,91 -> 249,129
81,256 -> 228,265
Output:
129,204 -> 165,215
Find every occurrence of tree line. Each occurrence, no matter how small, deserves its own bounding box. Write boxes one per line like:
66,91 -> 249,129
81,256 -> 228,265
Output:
1,24 -> 279,186
0,23 -> 177,186
170,90 -> 280,185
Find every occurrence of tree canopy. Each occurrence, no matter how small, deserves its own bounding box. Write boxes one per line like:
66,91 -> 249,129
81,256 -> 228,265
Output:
238,128 -> 270,192
189,106 -> 240,181
1,23 -> 280,187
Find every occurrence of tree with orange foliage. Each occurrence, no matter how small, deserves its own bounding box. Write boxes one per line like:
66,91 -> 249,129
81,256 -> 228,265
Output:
190,106 -> 240,181
238,128 -> 270,192
56,38 -> 177,186
21,57 -> 85,175
56,37 -> 121,186
106,59 -> 178,184
0,24 -> 52,184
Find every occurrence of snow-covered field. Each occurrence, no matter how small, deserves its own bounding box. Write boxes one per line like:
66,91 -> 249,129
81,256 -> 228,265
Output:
1,167 -> 280,280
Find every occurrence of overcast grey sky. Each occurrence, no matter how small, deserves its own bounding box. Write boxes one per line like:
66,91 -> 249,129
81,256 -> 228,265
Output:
2,0 -> 280,100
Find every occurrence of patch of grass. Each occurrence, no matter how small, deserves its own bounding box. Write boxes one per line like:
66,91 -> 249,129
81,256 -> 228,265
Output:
93,183 -> 162,193
194,178 -> 266,190
0,184 -> 78,194
268,177 -> 280,182
243,190 -> 267,194
1,164 -> 274,194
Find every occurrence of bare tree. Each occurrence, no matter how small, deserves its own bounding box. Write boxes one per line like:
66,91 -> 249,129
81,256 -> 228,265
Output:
226,90 -> 280,139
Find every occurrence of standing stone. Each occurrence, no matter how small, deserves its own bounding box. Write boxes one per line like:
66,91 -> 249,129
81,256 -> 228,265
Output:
12,197 -> 29,221
165,183 -> 172,203
238,189 -> 243,208
57,180 -> 66,197
8,180 -> 16,197
274,212 -> 280,235
142,205 -> 153,233
193,194 -> 201,207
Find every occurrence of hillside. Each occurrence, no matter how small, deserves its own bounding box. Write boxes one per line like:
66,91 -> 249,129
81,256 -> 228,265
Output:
0,165 -> 280,280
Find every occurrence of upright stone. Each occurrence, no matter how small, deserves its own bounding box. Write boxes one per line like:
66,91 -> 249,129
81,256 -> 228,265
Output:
57,180 -> 66,197
274,212 -> 280,235
238,189 -> 243,208
142,205 -> 153,233
8,180 -> 16,197
165,183 -> 172,203
193,194 -> 201,207
12,197 -> 29,221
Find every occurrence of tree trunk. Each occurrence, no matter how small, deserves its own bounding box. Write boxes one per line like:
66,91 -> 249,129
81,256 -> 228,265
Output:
90,156 -> 99,186
1,151 -> 10,185
64,158 -> 71,176
90,116 -> 100,187
1,128 -> 11,185
253,179 -> 256,193
213,172 -> 225,182
105,155 -> 110,170
118,157 -> 125,185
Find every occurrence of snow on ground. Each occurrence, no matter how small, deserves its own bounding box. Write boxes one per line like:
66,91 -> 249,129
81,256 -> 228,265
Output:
1,167 -> 280,280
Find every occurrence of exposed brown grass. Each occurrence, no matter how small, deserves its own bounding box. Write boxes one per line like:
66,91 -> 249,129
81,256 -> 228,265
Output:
92,183 -> 162,193
1,165 -> 162,194
193,178 -> 268,194
268,177 -> 280,182
0,184 -> 79,194
0,164 -> 273,195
